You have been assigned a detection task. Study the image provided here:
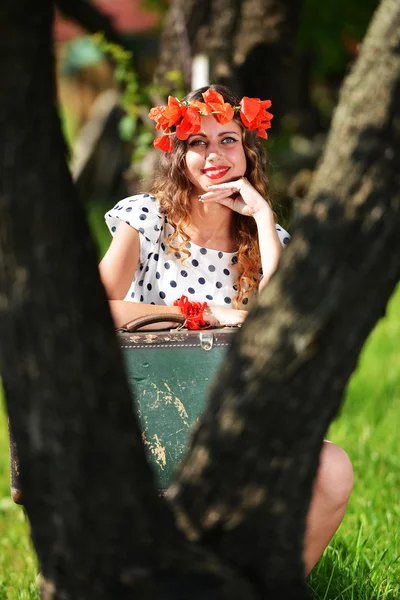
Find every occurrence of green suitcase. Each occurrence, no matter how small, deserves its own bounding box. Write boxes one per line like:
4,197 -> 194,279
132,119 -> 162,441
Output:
9,325 -> 237,502
119,326 -> 237,489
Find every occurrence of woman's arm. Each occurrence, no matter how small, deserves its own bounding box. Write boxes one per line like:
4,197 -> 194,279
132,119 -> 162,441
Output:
200,177 -> 282,290
99,221 -> 141,300
109,300 -> 182,329
100,223 -> 247,329
253,207 -> 282,291
109,301 -> 247,330
99,222 -> 179,329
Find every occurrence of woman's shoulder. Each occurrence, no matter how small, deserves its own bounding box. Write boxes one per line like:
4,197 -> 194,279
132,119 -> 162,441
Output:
105,193 -> 165,244
106,193 -> 161,222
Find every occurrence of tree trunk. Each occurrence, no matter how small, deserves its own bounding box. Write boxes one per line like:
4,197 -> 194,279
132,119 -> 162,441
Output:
156,0 -> 303,125
0,2 -> 253,598
233,0 -> 303,122
154,0 -> 211,89
167,0 -> 400,596
0,0 -> 399,598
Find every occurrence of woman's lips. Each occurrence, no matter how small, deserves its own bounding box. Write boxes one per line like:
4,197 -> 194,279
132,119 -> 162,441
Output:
201,167 -> 230,179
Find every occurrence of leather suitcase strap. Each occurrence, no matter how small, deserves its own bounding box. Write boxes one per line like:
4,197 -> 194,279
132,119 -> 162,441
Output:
117,313 -> 186,333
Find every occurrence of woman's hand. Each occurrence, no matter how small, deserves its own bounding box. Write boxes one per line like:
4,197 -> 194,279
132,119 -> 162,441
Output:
204,306 -> 248,327
200,176 -> 283,291
198,177 -> 271,219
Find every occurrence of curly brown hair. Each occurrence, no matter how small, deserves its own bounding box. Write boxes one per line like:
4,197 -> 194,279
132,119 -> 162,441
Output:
151,84 -> 275,308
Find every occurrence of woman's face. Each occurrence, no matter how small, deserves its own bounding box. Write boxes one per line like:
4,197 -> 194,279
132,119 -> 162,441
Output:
184,115 -> 247,195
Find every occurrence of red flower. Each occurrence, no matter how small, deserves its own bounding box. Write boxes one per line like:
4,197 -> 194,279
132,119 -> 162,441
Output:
148,96 -> 186,131
149,91 -> 274,151
162,96 -> 186,127
239,97 -> 273,138
189,100 -> 210,116
153,135 -> 174,152
202,89 -> 234,124
175,106 -> 201,140
148,105 -> 167,131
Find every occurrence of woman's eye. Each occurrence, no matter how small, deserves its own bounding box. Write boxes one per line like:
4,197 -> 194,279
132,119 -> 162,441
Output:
188,139 -> 206,147
222,136 -> 237,144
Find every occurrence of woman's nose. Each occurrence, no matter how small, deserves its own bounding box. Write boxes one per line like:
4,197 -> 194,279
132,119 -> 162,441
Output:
206,145 -> 222,161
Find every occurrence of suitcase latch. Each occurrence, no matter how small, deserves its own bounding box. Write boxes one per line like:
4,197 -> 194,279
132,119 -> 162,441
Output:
200,331 -> 214,351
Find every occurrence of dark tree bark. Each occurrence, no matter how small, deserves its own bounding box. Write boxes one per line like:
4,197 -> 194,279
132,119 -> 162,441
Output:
0,0 -> 399,599
154,0 -> 211,89
202,0 -> 243,92
233,0 -> 303,121
0,2 -> 254,599
155,0 -> 303,125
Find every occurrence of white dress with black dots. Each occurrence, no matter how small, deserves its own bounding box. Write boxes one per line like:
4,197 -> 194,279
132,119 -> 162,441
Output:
105,194 -> 290,308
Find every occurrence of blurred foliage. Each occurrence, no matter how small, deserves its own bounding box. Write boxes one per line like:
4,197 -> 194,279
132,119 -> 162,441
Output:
92,0 -> 379,196
298,0 -> 379,76
140,0 -> 169,15
270,0 -> 380,213
92,33 -> 185,167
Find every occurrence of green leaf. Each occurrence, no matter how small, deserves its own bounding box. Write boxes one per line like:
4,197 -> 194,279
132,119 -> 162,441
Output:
136,131 -> 153,147
119,115 -> 137,141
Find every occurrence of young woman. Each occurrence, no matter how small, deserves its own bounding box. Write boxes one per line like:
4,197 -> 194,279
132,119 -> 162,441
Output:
99,85 -> 353,574
99,85 -> 289,329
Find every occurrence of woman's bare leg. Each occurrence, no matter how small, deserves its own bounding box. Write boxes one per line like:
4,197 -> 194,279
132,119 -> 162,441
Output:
304,440 -> 354,575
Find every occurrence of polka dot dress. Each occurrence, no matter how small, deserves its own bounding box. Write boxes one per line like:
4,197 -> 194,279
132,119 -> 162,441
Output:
105,194 -> 290,308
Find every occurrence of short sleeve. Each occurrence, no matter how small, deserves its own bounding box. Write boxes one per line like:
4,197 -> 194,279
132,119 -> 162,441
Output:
105,193 -> 163,247
275,224 -> 291,248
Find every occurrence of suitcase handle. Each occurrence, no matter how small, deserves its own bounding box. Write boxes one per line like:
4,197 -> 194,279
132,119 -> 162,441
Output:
118,313 -> 186,333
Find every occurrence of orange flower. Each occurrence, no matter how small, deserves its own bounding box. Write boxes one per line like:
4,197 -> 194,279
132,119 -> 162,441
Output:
189,100 -> 210,116
175,106 -> 201,140
162,96 -> 186,127
149,91 -> 274,151
148,105 -> 167,131
202,89 -> 234,124
153,135 -> 174,152
239,97 -> 273,138
148,96 -> 185,131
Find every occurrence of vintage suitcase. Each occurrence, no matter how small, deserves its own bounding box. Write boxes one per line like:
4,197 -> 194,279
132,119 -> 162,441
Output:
9,323 -> 238,502
119,325 -> 237,489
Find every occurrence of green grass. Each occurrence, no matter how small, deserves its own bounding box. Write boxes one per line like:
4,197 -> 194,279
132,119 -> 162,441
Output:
309,287 -> 400,599
0,395 -> 39,599
0,273 -> 399,598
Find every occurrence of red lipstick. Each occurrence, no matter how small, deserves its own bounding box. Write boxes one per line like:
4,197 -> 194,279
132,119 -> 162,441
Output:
201,166 -> 230,179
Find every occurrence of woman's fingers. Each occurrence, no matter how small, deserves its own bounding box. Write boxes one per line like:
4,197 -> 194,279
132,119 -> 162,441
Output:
199,187 -> 239,201
209,307 -> 248,326
198,179 -> 264,216
199,188 -> 244,209
206,177 -> 247,192
207,184 -> 241,194
200,195 -> 241,211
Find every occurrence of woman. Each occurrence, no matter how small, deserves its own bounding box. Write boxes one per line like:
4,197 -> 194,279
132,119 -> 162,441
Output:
99,85 -> 353,574
100,85 -> 289,328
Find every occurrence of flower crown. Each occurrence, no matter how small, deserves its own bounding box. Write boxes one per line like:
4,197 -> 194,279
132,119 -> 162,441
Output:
148,88 -> 273,152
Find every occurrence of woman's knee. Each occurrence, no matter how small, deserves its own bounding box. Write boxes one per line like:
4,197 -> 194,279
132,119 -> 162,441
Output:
314,440 -> 354,509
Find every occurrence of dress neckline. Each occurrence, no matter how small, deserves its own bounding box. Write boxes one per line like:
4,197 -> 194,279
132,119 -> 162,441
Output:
160,205 -> 238,255
185,239 -> 237,255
